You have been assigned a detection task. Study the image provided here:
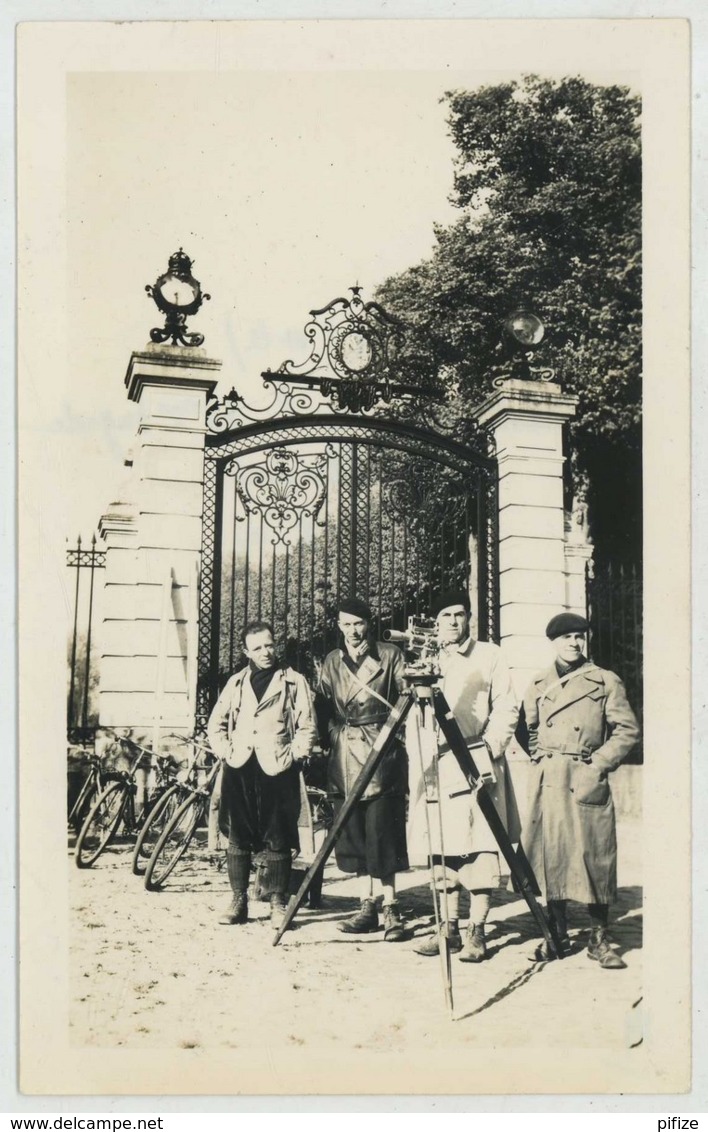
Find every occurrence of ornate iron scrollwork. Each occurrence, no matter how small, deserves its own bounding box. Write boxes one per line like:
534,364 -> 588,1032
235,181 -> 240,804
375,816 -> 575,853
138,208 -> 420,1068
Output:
226,445 -> 335,544
386,477 -> 451,528
205,383 -> 322,434
261,286 -> 443,414
202,288 -> 504,452
270,287 -> 401,383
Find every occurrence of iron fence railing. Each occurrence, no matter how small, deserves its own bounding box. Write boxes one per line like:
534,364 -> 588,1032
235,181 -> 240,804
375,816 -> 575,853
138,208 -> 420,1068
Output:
67,533 -> 105,743
585,560 -> 643,763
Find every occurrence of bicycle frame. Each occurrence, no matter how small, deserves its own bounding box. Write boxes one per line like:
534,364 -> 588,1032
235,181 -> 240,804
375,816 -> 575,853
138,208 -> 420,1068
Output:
68,753 -> 104,830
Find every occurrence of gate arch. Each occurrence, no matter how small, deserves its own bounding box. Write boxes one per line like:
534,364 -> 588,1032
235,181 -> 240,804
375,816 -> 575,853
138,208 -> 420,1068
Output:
195,292 -> 498,728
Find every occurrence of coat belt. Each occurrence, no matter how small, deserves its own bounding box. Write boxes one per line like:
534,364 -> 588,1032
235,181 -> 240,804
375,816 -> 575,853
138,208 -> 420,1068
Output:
338,715 -> 389,727
537,746 -> 593,760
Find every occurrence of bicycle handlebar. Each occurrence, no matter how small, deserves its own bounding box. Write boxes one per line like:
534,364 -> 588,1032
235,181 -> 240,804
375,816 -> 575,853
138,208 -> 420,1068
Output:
165,732 -> 216,758
102,727 -> 211,763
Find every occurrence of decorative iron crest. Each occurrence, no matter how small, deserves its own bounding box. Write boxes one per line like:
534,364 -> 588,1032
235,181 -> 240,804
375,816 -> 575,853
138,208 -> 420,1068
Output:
202,286 -> 495,462
226,445 -> 335,544
260,286 -> 443,414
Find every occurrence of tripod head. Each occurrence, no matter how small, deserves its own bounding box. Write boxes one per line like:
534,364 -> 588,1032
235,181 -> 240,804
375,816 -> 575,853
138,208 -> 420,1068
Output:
383,615 -> 441,680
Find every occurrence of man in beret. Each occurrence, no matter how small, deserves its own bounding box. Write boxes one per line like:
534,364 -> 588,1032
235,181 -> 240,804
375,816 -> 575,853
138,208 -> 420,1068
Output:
407,590 -> 520,962
518,612 -> 640,967
317,597 -> 408,941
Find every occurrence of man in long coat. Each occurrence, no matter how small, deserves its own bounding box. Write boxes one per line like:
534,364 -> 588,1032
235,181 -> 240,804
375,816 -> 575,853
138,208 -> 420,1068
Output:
317,597 -> 408,942
207,620 -> 317,930
407,590 -> 520,962
519,612 -> 640,968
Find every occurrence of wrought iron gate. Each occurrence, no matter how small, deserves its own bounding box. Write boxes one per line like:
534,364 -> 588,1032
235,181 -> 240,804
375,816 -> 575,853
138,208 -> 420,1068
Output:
586,559 -> 643,762
196,290 -> 497,729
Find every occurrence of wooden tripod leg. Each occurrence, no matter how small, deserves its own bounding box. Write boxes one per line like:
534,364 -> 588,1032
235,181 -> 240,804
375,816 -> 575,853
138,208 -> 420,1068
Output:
272,692 -> 414,946
411,697 -> 454,1015
431,687 -> 566,960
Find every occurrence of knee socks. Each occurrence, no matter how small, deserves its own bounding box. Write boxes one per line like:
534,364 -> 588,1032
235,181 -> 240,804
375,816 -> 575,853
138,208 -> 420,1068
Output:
227,848 -> 251,895
256,850 -> 292,898
469,890 -> 491,927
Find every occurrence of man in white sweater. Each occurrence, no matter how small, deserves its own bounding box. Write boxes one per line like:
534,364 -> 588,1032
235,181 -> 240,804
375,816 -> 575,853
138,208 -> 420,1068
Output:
407,591 -> 520,962
207,620 -> 317,929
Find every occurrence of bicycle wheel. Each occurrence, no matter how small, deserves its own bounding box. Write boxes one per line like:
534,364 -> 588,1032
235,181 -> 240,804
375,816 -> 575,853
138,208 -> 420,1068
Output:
75,781 -> 128,868
144,792 -> 205,891
131,784 -> 182,876
68,773 -> 98,833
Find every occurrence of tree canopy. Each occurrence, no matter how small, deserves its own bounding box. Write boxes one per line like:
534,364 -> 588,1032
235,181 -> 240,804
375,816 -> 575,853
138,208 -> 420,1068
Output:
375,75 -> 642,563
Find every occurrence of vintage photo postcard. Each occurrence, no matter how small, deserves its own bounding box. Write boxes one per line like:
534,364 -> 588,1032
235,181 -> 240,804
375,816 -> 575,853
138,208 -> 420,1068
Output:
16,18 -> 690,1097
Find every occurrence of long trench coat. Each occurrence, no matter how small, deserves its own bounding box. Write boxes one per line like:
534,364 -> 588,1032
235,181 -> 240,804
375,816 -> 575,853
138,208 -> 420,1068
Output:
407,639 -> 521,864
519,661 -> 640,904
317,642 -> 407,800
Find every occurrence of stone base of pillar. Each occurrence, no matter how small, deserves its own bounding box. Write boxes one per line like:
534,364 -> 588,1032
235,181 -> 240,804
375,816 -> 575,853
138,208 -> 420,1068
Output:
98,346 -> 221,745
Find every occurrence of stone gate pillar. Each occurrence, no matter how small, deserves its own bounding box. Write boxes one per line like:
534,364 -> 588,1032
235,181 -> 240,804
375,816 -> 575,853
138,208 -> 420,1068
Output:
474,377 -> 579,699
98,344 -> 221,744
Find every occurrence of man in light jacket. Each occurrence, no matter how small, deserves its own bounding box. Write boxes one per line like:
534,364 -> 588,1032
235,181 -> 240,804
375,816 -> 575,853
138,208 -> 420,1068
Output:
207,620 -> 317,930
407,590 -> 520,962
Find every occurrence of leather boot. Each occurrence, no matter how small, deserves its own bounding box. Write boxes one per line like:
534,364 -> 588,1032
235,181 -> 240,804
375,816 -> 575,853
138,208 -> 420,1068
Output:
412,920 -> 462,956
382,902 -> 405,943
587,926 -> 627,969
218,891 -> 248,925
459,922 -> 487,963
338,898 -> 379,934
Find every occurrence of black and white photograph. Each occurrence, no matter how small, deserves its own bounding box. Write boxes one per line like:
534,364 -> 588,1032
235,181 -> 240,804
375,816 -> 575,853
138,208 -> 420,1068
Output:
16,17 -> 691,1099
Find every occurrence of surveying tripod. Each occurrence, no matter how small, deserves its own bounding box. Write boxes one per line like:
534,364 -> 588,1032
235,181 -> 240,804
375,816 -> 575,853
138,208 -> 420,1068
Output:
273,676 -> 566,979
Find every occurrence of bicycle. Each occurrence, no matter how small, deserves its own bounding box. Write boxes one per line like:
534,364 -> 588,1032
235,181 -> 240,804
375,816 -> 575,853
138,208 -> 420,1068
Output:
130,734 -> 211,876
68,749 -> 108,835
304,784 -> 335,837
143,738 -> 220,891
74,731 -> 179,869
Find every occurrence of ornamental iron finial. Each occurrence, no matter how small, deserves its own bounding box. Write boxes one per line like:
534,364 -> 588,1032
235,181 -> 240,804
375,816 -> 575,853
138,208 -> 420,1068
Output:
145,249 -> 211,348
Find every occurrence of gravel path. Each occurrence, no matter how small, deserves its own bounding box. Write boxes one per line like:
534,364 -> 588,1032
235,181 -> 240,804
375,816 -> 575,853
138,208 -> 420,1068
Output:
69,816 -> 642,1053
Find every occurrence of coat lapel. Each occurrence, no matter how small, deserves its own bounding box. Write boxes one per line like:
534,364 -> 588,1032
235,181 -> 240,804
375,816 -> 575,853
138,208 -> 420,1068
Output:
341,650 -> 385,706
542,663 -> 604,720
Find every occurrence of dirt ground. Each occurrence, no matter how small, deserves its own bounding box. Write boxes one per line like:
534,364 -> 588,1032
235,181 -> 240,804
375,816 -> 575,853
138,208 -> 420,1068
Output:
69,813 -> 643,1054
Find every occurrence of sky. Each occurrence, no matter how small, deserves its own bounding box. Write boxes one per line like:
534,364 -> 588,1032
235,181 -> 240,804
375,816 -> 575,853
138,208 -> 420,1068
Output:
63,61 -> 641,538
64,68 -> 467,535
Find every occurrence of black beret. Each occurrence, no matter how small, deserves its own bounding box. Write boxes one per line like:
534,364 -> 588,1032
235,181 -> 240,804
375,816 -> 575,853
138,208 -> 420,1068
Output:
338,597 -> 373,622
431,589 -> 472,619
545,612 -> 590,640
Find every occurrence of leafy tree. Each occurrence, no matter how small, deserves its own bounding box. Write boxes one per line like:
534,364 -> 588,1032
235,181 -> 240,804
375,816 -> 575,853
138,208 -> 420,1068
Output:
375,75 -> 641,564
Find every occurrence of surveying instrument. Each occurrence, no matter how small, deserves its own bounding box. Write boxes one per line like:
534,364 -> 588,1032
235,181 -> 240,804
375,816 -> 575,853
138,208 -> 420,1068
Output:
273,616 -> 567,1013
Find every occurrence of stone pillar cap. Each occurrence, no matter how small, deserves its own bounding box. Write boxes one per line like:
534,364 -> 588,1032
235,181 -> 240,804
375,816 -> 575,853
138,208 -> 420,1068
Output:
125,346 -> 222,403
474,378 -> 578,429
